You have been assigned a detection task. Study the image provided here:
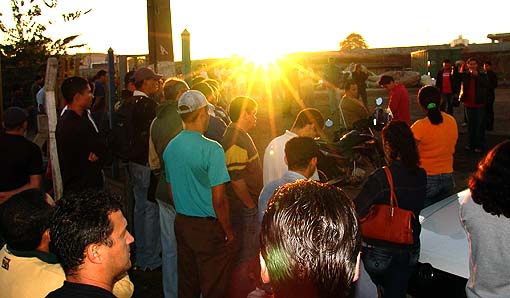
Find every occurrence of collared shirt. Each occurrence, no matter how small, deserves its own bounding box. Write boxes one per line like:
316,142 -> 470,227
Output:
263,130 -> 319,185
258,171 -> 306,222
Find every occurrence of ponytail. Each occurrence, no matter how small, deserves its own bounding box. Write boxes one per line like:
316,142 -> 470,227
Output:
418,86 -> 443,125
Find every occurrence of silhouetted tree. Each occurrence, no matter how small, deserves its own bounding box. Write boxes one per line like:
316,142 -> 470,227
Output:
340,33 -> 369,51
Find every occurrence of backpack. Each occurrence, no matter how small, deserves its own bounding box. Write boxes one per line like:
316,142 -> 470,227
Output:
108,96 -> 143,161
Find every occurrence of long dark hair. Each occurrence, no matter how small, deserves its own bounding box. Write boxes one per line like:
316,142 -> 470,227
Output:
382,121 -> 421,174
418,85 -> 443,125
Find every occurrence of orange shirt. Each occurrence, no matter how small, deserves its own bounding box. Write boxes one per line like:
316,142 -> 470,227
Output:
411,112 -> 458,175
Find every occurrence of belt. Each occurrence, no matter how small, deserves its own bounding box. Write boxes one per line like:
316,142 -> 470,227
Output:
177,213 -> 218,221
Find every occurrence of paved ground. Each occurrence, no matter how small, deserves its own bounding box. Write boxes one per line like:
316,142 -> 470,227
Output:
129,86 -> 510,297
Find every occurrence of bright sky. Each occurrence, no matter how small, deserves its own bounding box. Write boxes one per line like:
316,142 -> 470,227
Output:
1,0 -> 508,61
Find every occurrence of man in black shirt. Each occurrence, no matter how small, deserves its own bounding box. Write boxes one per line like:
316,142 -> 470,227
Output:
56,77 -> 111,194
47,190 -> 134,298
0,107 -> 43,203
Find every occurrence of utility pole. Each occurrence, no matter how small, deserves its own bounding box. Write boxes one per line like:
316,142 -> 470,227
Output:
147,0 -> 175,76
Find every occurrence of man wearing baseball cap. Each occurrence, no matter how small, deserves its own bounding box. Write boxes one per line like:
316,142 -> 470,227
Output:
163,90 -> 234,297
0,107 -> 43,204
123,67 -> 163,272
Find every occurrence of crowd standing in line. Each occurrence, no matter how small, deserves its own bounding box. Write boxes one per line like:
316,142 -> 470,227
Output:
0,56 -> 505,298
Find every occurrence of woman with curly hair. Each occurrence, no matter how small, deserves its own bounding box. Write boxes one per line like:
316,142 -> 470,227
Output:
460,140 -> 510,298
411,85 -> 458,207
354,120 -> 426,298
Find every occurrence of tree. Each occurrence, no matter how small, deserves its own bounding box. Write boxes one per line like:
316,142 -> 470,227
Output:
0,0 -> 91,66
339,33 -> 369,51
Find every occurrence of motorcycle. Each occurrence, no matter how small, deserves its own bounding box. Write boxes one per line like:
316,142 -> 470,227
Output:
317,97 -> 391,187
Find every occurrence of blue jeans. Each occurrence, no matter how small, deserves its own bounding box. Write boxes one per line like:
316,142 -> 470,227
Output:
465,106 -> 485,150
128,161 -> 162,269
157,199 -> 178,298
362,245 -> 419,298
424,173 -> 455,207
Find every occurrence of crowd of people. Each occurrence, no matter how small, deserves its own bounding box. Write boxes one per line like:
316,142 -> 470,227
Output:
0,56 -> 507,298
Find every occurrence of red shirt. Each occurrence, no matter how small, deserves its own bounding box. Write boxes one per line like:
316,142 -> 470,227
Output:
389,84 -> 411,125
442,70 -> 452,94
463,78 -> 483,108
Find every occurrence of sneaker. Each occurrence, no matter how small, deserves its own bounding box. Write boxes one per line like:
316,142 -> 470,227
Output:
474,148 -> 482,153
461,122 -> 468,127
464,145 -> 472,151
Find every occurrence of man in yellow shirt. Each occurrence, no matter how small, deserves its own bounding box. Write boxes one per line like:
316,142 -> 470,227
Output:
338,80 -> 370,131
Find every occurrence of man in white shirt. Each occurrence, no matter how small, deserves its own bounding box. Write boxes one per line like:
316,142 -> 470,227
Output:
262,108 -> 324,185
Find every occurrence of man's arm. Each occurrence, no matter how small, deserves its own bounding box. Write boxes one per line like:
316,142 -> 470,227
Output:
166,182 -> 175,207
230,178 -> 257,208
0,175 -> 42,203
212,183 -> 234,242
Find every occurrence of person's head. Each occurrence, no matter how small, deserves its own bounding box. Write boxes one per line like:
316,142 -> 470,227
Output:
123,71 -> 136,92
260,180 -> 361,298
191,82 -> 216,105
328,57 -> 336,65
290,108 -> 325,138
95,70 -> 107,83
469,140 -> 510,218
442,59 -> 452,70
378,75 -> 395,91
163,78 -> 189,102
61,76 -> 93,109
191,75 -> 206,86
466,57 -> 479,73
229,96 -> 258,130
483,61 -> 492,72
134,67 -> 163,96
0,189 -> 54,252
177,90 -> 211,131
417,85 -> 443,125
3,106 -> 28,132
284,137 -> 319,177
382,120 -> 420,173
49,190 -> 134,280
344,80 -> 358,98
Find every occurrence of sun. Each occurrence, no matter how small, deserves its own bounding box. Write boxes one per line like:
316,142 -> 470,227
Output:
239,48 -> 284,69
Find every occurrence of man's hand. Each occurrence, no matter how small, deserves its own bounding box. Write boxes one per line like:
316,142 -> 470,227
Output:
0,191 -> 13,204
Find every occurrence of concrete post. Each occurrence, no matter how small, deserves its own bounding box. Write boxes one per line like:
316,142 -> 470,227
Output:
182,29 -> 192,86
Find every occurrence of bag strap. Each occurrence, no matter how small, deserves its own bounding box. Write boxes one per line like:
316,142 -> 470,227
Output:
383,166 -> 399,208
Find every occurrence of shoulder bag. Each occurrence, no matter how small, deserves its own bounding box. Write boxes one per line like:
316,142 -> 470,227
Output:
360,166 -> 415,245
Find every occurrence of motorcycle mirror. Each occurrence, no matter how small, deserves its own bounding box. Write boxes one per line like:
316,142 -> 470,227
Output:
375,97 -> 383,106
325,119 -> 334,127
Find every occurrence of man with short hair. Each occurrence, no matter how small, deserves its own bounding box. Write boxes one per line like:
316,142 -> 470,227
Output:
0,107 -> 43,203
149,77 -> 189,298
339,80 -> 370,131
378,75 -> 410,125
221,96 -> 263,297
259,180 -> 361,298
56,77 -> 111,194
125,67 -> 163,271
0,189 -> 134,297
164,90 -> 234,297
191,82 -> 227,142
323,57 -> 342,116
258,136 -> 318,222
459,57 -> 489,153
435,59 -> 456,115
263,108 -> 324,185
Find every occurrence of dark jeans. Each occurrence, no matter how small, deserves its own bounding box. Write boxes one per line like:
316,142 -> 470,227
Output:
175,214 -> 234,298
440,93 -> 454,115
465,106 -> 486,150
485,94 -> 495,130
362,244 -> 419,298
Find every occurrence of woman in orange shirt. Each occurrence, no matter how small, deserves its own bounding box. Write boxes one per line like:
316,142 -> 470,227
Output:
411,86 -> 458,207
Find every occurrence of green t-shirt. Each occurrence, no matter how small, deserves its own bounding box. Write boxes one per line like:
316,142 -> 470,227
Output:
164,130 -> 230,217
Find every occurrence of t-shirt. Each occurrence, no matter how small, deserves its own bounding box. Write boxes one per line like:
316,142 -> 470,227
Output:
0,133 -> 43,192
46,281 -> 115,298
389,84 -> 410,125
338,95 -> 369,130
442,70 -> 453,94
164,130 -> 230,218
221,124 -> 263,210
411,112 -> 458,175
